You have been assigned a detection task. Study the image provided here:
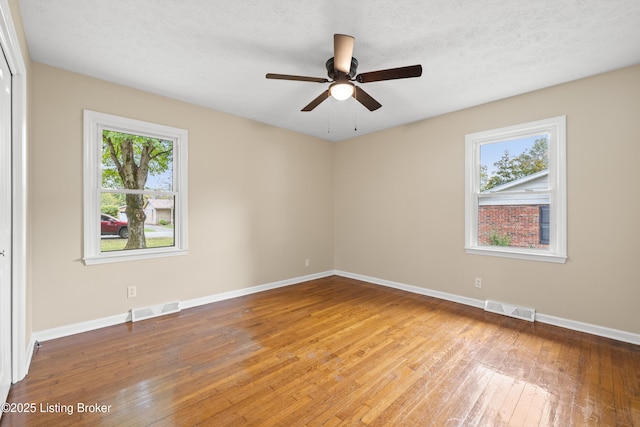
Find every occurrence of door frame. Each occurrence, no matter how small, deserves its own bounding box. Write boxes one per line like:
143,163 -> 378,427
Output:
0,0 -> 28,383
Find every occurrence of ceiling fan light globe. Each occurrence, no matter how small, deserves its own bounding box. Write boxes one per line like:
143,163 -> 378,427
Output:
330,82 -> 354,101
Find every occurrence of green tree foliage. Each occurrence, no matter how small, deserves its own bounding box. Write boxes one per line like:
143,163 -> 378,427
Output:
101,205 -> 119,218
489,230 -> 511,246
101,193 -> 125,218
102,131 -> 172,249
481,137 -> 548,191
101,192 -> 125,206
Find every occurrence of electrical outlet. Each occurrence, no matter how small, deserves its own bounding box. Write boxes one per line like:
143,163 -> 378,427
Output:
127,286 -> 137,298
474,278 -> 482,288
305,259 -> 310,267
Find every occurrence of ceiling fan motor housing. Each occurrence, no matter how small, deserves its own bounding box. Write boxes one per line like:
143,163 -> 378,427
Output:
326,57 -> 359,80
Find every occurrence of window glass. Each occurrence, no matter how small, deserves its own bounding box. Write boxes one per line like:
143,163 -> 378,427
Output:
100,130 -> 175,253
478,134 -> 549,249
83,111 -> 187,265
479,135 -> 548,192
465,116 -> 566,263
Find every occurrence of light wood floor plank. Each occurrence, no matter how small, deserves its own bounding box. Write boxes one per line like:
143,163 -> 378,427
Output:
3,275 -> 639,426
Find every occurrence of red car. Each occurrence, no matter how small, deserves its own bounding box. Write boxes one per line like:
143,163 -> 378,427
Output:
101,214 -> 129,238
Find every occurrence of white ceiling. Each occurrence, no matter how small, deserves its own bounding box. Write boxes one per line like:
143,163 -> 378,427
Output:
18,0 -> 640,142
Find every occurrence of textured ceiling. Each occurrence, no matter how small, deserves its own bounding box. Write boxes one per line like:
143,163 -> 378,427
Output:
18,0 -> 640,141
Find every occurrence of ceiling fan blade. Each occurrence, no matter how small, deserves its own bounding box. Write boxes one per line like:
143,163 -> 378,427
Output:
301,90 -> 330,112
353,86 -> 382,111
266,73 -> 329,83
355,64 -> 422,83
334,34 -> 355,74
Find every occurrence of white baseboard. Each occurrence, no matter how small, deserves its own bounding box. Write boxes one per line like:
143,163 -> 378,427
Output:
30,270 -> 335,347
180,271 -> 334,309
25,268 -> 638,376
334,270 -> 640,346
22,336 -> 39,380
31,312 -> 131,345
535,313 -> 640,345
335,270 -> 485,309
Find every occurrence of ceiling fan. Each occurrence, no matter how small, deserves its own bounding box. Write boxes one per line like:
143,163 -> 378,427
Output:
266,34 -> 422,112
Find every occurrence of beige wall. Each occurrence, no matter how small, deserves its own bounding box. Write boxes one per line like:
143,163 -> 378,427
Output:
335,65 -> 640,334
30,63 -> 335,331
22,26 -> 639,336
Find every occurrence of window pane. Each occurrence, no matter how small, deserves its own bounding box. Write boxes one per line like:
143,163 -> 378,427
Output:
143,196 -> 176,250
101,130 -> 173,191
477,134 -> 550,249
480,134 -> 549,192
100,193 -> 175,252
100,194 -> 130,252
539,205 -> 550,245
477,203 -> 549,249
465,116 -> 565,263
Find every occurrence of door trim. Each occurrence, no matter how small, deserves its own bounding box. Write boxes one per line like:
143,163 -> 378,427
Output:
0,0 -> 28,383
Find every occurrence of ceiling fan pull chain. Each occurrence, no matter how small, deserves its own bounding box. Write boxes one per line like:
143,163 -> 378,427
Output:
354,92 -> 358,132
354,109 -> 358,132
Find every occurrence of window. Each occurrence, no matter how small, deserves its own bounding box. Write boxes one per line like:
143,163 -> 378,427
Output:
539,205 -> 550,245
465,116 -> 566,263
83,110 -> 188,265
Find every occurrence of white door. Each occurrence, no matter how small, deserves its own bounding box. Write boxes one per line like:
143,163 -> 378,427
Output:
0,44 -> 12,405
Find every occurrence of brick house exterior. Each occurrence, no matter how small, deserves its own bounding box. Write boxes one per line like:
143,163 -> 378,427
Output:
479,170 -> 549,249
478,204 -> 548,248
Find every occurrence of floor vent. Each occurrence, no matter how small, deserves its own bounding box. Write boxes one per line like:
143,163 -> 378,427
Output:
484,300 -> 535,322
131,301 -> 180,322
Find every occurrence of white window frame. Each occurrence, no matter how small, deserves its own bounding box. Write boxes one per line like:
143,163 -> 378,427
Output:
83,110 -> 188,265
465,116 -> 567,263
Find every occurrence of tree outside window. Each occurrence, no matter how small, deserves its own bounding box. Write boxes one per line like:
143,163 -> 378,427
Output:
102,131 -> 173,251
83,111 -> 188,265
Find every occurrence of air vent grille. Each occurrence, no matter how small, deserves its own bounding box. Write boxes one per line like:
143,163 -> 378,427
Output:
484,300 -> 535,322
131,301 -> 180,322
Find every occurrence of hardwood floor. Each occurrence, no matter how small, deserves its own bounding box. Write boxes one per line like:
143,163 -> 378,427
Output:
3,275 -> 639,426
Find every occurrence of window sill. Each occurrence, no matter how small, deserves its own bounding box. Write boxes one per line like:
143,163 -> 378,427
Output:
465,246 -> 567,264
83,248 -> 188,265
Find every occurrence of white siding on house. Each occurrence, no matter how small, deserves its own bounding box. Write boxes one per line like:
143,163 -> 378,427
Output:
480,170 -> 549,206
